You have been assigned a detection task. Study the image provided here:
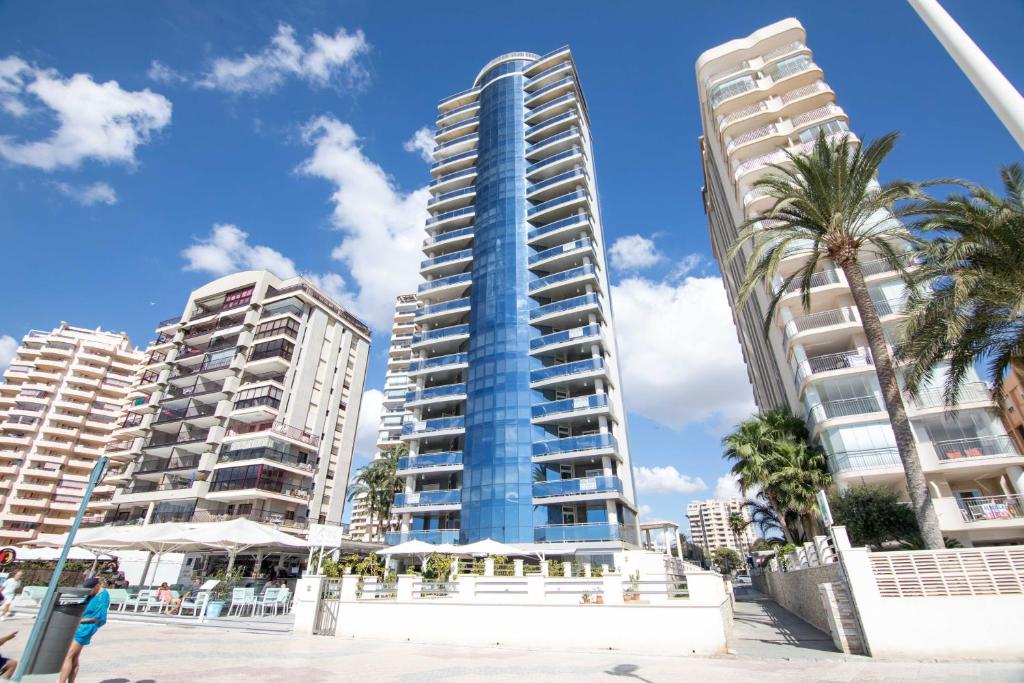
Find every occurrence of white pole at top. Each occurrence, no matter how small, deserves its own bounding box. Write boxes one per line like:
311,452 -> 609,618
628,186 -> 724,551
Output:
908,0 -> 1024,150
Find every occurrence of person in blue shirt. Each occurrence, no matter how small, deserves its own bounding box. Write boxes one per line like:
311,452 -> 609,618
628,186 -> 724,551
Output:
59,577 -> 108,683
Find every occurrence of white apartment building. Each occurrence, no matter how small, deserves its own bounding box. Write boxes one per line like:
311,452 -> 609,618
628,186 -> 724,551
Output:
697,18 -> 1024,547
0,323 -> 143,545
687,498 -> 756,557
349,294 -> 417,542
104,271 -> 371,534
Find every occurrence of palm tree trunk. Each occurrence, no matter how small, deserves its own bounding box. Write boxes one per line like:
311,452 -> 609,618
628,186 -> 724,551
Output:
839,258 -> 944,550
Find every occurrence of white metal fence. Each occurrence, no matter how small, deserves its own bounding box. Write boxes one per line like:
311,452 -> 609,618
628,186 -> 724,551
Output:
869,546 -> 1024,597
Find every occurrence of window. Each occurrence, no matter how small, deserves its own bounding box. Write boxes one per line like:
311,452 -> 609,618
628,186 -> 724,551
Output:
249,339 -> 294,362
254,317 -> 300,341
223,286 -> 254,310
234,386 -> 283,410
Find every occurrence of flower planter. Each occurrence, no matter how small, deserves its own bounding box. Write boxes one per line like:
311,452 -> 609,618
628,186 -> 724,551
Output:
206,601 -> 226,618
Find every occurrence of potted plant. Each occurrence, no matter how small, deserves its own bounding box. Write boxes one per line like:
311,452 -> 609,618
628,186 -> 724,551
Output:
624,571 -> 641,602
580,592 -> 592,604
206,567 -> 239,617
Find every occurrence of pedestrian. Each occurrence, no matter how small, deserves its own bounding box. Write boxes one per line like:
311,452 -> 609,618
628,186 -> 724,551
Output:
0,572 -> 24,620
59,577 -> 109,683
0,630 -> 17,678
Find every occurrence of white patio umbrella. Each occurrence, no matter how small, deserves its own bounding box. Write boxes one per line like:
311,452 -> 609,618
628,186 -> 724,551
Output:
180,518 -> 307,574
381,540 -> 439,557
456,539 -> 530,557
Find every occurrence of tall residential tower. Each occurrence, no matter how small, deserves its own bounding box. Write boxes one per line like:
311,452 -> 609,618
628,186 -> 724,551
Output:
394,48 -> 641,558
697,19 -> 1024,546
104,272 -> 370,533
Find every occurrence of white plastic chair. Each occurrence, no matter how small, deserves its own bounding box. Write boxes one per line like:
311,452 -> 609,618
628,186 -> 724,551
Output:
128,589 -> 155,613
274,587 -> 291,614
179,591 -> 209,618
227,587 -> 251,616
256,587 -> 280,616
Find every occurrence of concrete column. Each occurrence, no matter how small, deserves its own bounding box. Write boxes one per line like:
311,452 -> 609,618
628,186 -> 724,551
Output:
484,558 -> 495,577
396,574 -> 415,602
563,561 -> 572,578
601,455 -> 613,477
456,575 -> 475,602
602,574 -> 624,604
514,559 -> 524,577
539,560 -> 549,577
526,575 -> 545,602
605,500 -> 619,526
291,576 -> 323,635
676,536 -> 684,560
663,527 -> 672,555
909,0 -> 1024,149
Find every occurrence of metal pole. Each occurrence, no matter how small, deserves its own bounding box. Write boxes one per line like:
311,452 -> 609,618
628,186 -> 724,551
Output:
13,457 -> 108,682
908,0 -> 1024,149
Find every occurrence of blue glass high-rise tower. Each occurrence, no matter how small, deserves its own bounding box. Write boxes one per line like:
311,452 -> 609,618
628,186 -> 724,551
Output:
393,49 -> 640,557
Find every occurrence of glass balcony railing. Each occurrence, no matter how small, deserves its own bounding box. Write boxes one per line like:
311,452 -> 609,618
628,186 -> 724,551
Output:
530,239 -> 593,266
535,522 -> 623,543
405,383 -> 466,403
527,213 -> 590,241
407,353 -> 468,373
209,474 -> 312,498
394,489 -> 461,507
533,432 -> 616,457
909,383 -> 990,409
530,324 -> 601,351
418,271 -> 472,293
525,76 -> 575,105
934,435 -> 1019,461
827,447 -> 902,474
531,357 -> 604,384
525,93 -> 576,122
439,86 -> 479,108
218,445 -> 315,471
533,475 -> 622,498
525,110 -> 577,138
430,149 -> 477,172
532,393 -> 609,418
397,451 -> 463,470
416,298 -> 471,318
401,416 -> 465,436
422,249 -> 473,270
525,128 -> 580,157
424,226 -> 474,246
386,529 -> 460,545
412,324 -> 469,345
434,116 -> 479,139
432,132 -> 478,154
524,61 -> 571,88
528,190 -> 588,218
529,292 -> 600,320
145,428 -> 210,449
429,167 -> 477,189
526,146 -> 582,176
428,186 -> 476,207
529,264 -> 596,292
426,206 -> 475,227
436,100 -> 479,124
527,168 -> 587,196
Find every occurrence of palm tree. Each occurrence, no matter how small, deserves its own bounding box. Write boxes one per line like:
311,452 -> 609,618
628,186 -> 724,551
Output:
900,163 -> 1024,405
727,131 -> 944,549
348,444 -> 405,541
728,513 -> 748,556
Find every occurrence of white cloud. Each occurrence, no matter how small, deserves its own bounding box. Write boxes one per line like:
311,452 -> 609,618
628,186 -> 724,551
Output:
0,57 -> 171,171
55,181 -> 117,206
297,116 -> 430,330
198,23 -> 367,94
638,504 -> 653,520
352,388 -> 383,460
634,465 -> 707,494
609,234 -> 663,271
182,223 -> 298,278
669,253 -> 705,280
0,335 -> 17,374
403,126 -> 434,163
612,274 -> 756,430
714,472 -> 744,500
146,60 -> 187,85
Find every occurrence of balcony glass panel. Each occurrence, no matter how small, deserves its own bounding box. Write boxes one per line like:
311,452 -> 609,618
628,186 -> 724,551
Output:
416,298 -> 471,318
407,353 -> 468,373
525,61 -> 571,87
436,101 -> 479,123
525,93 -> 576,121
421,249 -> 473,270
433,132 -> 478,153
531,357 -> 604,383
405,384 -> 466,403
218,444 -> 314,471
532,393 -> 608,418
529,293 -> 600,320
529,264 -> 596,292
418,272 -> 472,293
533,476 -> 622,498
401,417 -> 465,435
524,110 -> 576,138
426,206 -> 475,227
525,76 -> 574,104
529,239 -> 593,266
535,523 -> 622,543
532,432 -> 616,457
412,324 -> 469,344
424,226 -> 474,247
934,435 -> 1019,461
527,213 -> 590,240
525,129 -> 580,157
397,451 -> 463,470
526,146 -> 582,175
394,489 -> 461,507
530,324 -> 601,351
827,447 -> 902,473
428,186 -> 476,207
909,383 -> 989,409
430,149 -> 477,171
435,116 -> 479,138
385,529 -> 460,545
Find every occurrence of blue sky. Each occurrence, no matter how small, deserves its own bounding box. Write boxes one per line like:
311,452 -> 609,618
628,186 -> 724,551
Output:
1,1 -> 1022,533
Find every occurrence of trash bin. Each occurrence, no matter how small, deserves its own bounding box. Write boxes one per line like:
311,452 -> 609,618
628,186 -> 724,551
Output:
23,587 -> 91,675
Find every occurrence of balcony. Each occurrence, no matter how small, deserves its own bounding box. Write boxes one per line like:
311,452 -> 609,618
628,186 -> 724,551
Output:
208,474 -> 312,500
827,447 -> 902,475
125,475 -> 195,495
532,393 -> 609,420
807,395 -> 882,431
423,226 -> 474,249
533,432 -> 617,459
430,149 -> 477,174
795,349 -> 873,385
525,76 -> 575,106
959,494 -> 1024,523
393,489 -> 461,508
909,383 -> 991,410
535,523 -> 624,543
397,451 -> 463,472
427,185 -> 476,209
385,529 -> 460,545
531,357 -> 605,385
415,298 -> 471,322
427,207 -> 476,230
411,324 -> 469,347
524,60 -> 572,89
418,271 -> 472,295
530,324 -> 601,354
524,110 -> 577,140
529,264 -> 597,294
421,249 -> 472,272
135,453 -> 201,474
526,129 -> 581,160
933,435 -> 1019,462
526,213 -> 590,245
873,296 -> 908,318
436,100 -> 479,125
144,428 -> 210,450
434,116 -> 479,141
524,93 -> 577,125
154,402 -> 217,424
401,417 -> 465,437
529,293 -> 601,323
407,353 -> 468,374
778,267 -> 842,295
526,146 -> 584,178
405,384 -> 467,406
217,444 -> 315,472
783,306 -> 858,344
156,316 -> 182,330
533,475 -> 623,499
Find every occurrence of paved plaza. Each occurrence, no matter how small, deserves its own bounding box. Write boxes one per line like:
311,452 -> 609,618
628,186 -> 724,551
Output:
0,613 -> 1020,683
